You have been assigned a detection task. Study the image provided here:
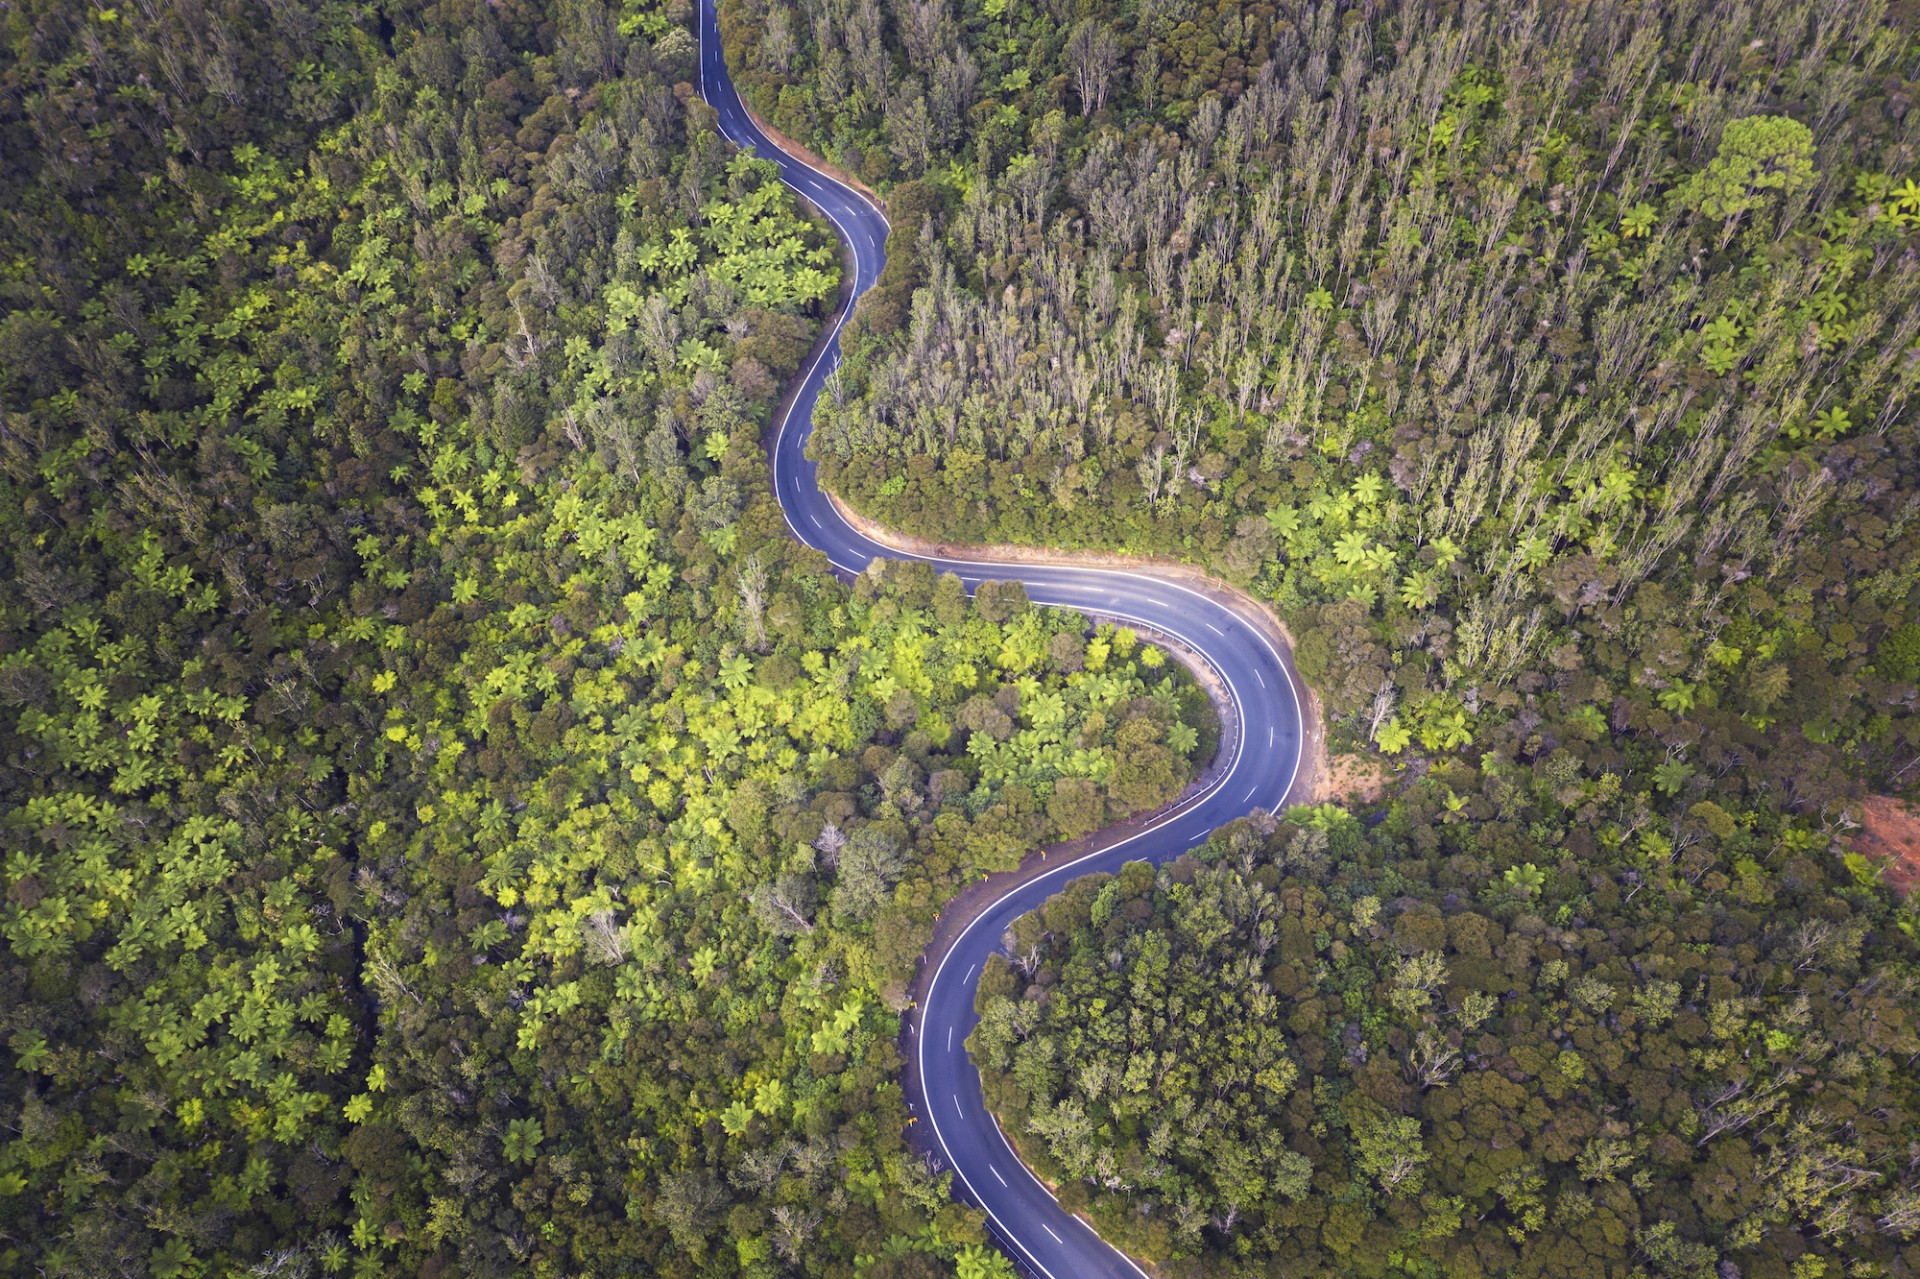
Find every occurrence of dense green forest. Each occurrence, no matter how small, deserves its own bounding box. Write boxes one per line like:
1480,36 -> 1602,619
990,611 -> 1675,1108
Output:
715,0 -> 1920,1273
0,2 -> 1208,1275
973,812 -> 1920,1276
727,0 -> 1920,785
8,0 -> 1920,1275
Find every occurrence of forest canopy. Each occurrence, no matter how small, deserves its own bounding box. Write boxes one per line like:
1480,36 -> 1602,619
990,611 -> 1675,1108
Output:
726,0 -> 1920,807
717,0 -> 1920,1274
973,812 -> 1920,1276
0,1 -> 1203,1275
4,0 -> 1920,1277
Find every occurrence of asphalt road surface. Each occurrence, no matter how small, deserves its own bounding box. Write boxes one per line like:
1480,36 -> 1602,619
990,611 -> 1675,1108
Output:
698,10 -> 1307,1273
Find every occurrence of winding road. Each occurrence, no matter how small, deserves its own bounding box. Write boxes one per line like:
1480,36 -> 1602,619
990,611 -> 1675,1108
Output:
698,10 -> 1307,1274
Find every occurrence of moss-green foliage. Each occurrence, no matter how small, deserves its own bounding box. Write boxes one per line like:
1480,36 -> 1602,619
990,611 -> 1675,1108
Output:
737,0 -> 1920,798
0,2 -> 1207,1275
717,1 -> 1920,1269
976,806 -> 1920,1277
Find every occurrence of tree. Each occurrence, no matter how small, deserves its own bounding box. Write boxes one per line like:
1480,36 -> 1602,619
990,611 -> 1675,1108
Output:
956,1245 -> 1018,1278
503,1118 -> 544,1164
836,824 -> 908,920
751,874 -> 818,935
1375,718 -> 1412,755
1221,516 -> 1275,578
1876,624 -> 1920,682
1106,717 -> 1182,812
887,91 -> 936,174
974,579 -> 1029,623
932,571 -> 970,626
1502,863 -> 1546,899
1685,115 -> 1815,221
1270,1149 -> 1313,1202
1065,20 -> 1121,117
1352,1110 -> 1428,1196
1048,777 -> 1106,839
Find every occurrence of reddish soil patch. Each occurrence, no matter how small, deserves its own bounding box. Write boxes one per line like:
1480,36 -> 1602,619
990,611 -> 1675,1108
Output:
1321,753 -> 1389,804
1853,796 -> 1920,895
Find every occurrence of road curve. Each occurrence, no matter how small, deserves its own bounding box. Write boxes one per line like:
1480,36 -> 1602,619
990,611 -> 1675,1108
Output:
697,10 -> 1306,1275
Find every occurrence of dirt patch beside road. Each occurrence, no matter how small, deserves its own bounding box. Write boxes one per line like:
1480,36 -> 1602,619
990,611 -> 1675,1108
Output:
1319,753 -> 1389,804
1853,795 -> 1920,895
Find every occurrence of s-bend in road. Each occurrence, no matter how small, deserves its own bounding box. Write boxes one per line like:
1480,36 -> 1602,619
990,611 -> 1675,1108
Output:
699,7 -> 1306,1274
